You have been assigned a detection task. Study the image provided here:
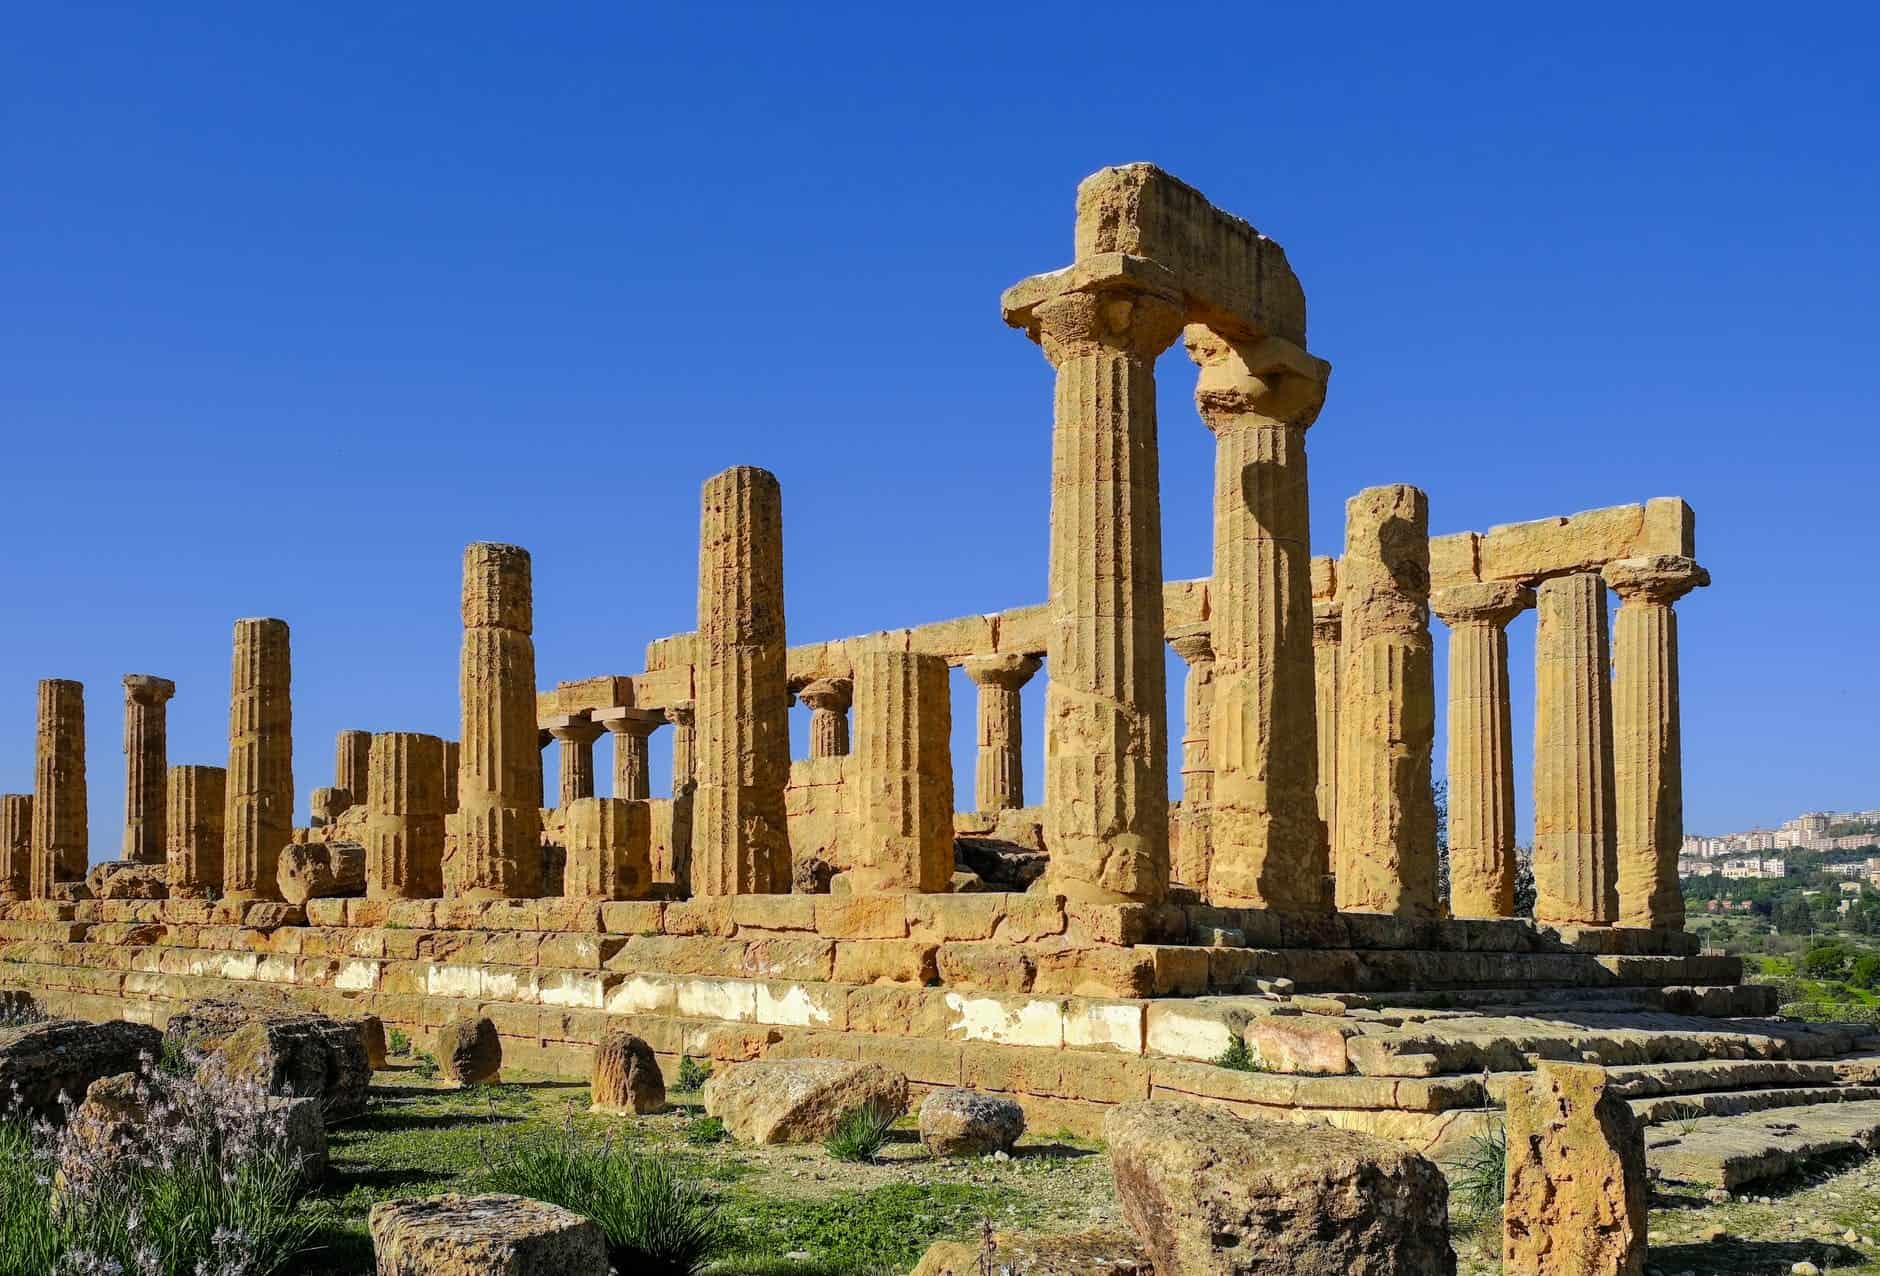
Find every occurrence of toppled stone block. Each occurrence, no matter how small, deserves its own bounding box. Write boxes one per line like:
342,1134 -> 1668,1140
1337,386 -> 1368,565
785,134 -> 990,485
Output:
215,1015 -> 372,1122
86,860 -> 169,900
276,840 -> 365,906
437,1016 -> 502,1086
1106,1099 -> 1453,1276
590,1030 -> 664,1114
703,1058 -> 908,1144
369,1193 -> 608,1276
910,1227 -> 1150,1276
919,1087 -> 1026,1157
1504,1062 -> 1647,1276
0,1018 -> 162,1121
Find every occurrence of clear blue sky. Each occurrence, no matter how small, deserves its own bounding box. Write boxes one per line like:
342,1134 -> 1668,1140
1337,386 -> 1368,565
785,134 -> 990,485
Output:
2,3 -> 1875,862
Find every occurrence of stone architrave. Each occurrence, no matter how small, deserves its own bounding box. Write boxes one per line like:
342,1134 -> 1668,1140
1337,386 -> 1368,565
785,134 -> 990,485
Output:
960,654 -> 1040,813
1003,262 -> 1184,904
1311,602 -> 1341,860
223,619 -> 292,903
31,679 -> 87,898
795,678 -> 852,761
454,543 -> 542,899
1432,581 -> 1533,918
1166,627 -> 1215,893
1504,1062 -> 1647,1276
547,713 -> 605,807
366,732 -> 447,900
120,675 -> 176,864
850,649 -> 953,894
1185,328 -> 1330,913
563,796 -> 652,900
0,795 -> 31,902
691,467 -> 790,896
1334,486 -> 1439,918
597,707 -> 663,800
1533,573 -> 1619,926
334,730 -> 371,814
166,765 -> 226,899
1605,555 -> 1709,931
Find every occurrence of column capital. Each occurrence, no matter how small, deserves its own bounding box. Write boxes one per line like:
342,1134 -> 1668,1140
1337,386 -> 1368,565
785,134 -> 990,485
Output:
595,706 -> 664,738
545,713 -> 606,746
1603,555 -> 1710,606
795,677 -> 853,714
1312,601 -> 1342,644
1008,259 -> 1186,366
1184,327 -> 1330,433
1166,624 -> 1213,668
961,653 -> 1043,691
122,674 -> 176,705
664,701 -> 695,729
1432,581 -> 1535,629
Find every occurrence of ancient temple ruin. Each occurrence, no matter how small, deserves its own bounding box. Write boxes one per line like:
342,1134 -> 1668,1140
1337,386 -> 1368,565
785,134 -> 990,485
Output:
1,165 -> 1758,1150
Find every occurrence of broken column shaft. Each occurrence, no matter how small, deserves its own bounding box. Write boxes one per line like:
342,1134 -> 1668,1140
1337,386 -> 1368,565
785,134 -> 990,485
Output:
454,542 -> 543,899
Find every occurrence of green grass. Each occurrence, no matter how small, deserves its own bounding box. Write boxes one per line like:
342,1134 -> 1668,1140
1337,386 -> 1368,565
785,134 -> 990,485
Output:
822,1108 -> 895,1164
684,1115 -> 728,1146
1445,1123 -> 1506,1222
721,1183 -> 1017,1273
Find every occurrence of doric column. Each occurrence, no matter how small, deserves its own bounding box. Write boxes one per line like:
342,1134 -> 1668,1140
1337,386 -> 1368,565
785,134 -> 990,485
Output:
366,731 -> 447,899
1533,572 -> 1619,926
850,649 -> 954,893
0,795 -> 31,902
31,678 -> 86,897
547,713 -> 605,807
1166,628 -> 1215,893
1311,602 -> 1342,861
1335,486 -> 1440,917
335,729 -> 372,813
597,708 -> 664,800
1605,555 -> 1709,931
455,542 -> 543,899
665,702 -> 696,794
564,797 -> 653,900
1185,329 -> 1331,912
692,466 -> 790,896
796,678 -> 853,760
120,675 -> 176,865
1433,582 -> 1533,918
440,740 -> 461,814
961,654 -> 1041,813
223,619 -> 292,902
1008,269 -> 1184,903
166,765 -> 225,899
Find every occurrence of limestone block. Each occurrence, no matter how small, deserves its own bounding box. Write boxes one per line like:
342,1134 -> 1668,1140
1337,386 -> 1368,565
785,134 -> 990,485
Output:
87,860 -> 169,900
212,1014 -> 372,1121
1503,1062 -> 1647,1276
278,841 -> 366,906
910,1229 -> 1150,1276
1479,504 -> 1646,583
702,1058 -> 909,1144
590,1029 -> 665,1114
1245,1013 -> 1358,1075
0,1017 -> 163,1121
368,1194 -> 608,1276
919,1087 -> 1026,1157
437,1015 -> 501,1085
367,732 -> 447,900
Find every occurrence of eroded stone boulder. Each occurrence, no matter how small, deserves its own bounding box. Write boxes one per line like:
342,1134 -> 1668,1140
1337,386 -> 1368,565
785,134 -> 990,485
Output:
1504,1062 -> 1647,1276
216,1016 -> 372,1122
0,1017 -> 162,1121
918,1088 -> 1026,1157
1106,1099 -> 1453,1276
590,1031 -> 664,1115
703,1058 -> 908,1144
86,860 -> 169,900
369,1193 -> 608,1276
910,1227 -> 1150,1276
437,1016 -> 501,1086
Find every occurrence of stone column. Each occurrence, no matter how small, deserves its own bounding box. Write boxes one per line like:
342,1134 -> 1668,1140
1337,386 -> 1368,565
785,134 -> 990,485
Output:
666,702 -> 696,794
961,654 -> 1041,813
455,542 -> 543,899
31,678 -> 87,898
597,708 -> 663,800
1432,582 -> 1533,918
1311,602 -> 1342,862
120,675 -> 176,864
1185,329 -> 1331,912
1334,486 -> 1439,918
692,466 -> 790,896
796,678 -> 853,760
0,795 -> 30,902
1166,629 -> 1215,893
440,740 -> 461,814
547,714 -> 605,807
166,765 -> 225,899
1605,555 -> 1709,931
223,619 -> 292,903
850,649 -> 954,894
1014,272 -> 1184,903
335,729 -> 372,812
366,731 -> 447,899
564,797 -> 653,900
1533,572 -> 1619,926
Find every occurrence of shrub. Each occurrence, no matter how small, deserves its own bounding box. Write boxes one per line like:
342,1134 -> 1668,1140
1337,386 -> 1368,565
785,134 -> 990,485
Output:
486,1122 -> 728,1276
1446,1123 -> 1507,1222
675,1055 -> 711,1092
823,1107 -> 895,1164
1803,943 -> 1849,979
1213,1037 -> 1261,1072
1852,953 -> 1880,991
682,1116 -> 727,1146
387,1027 -> 412,1057
412,1051 -> 439,1081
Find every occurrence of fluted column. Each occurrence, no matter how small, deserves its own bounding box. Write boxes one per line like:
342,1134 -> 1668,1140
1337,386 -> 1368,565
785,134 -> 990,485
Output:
1311,602 -> 1342,861
597,708 -> 663,800
223,619 -> 292,902
366,731 -> 447,899
851,649 -> 954,893
31,678 -> 86,898
455,542 -> 543,899
1605,555 -> 1709,931
1167,628 -> 1215,893
166,765 -> 225,899
1533,572 -> 1619,925
1009,271 -> 1184,903
692,467 -> 790,895
665,701 -> 696,895
960,654 -> 1040,813
1335,486 -> 1439,917
796,678 -> 853,760
0,795 -> 31,902
565,798 -> 653,900
1186,329 -> 1330,911
1433,582 -> 1533,918
547,714 -> 605,807
335,729 -> 371,814
121,675 -> 176,864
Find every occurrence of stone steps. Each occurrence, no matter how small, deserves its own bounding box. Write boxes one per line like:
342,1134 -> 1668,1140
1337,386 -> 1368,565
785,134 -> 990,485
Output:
1646,1098 -> 1880,1190
1632,1084 -> 1880,1126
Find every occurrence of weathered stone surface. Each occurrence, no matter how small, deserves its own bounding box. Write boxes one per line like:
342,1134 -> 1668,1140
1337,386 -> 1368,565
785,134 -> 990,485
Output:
212,1014 -> 372,1121
224,619 -> 293,902
367,732 -> 447,899
356,1015 -> 388,1071
453,543 -> 543,899
547,713 -> 605,807
910,1228 -> 1151,1276
86,859 -> 169,900
70,1071 -> 325,1187
1533,574 -> 1618,925
851,649 -> 953,894
0,793 -> 29,902
120,675 -> 176,865
563,797 -> 653,900
1504,1062 -> 1646,1276
919,1087 -> 1026,1157
31,678 -> 86,898
277,840 -> 365,906
1168,628 -> 1215,893
961,655 -> 1040,812
166,764 -> 225,898
703,1058 -> 909,1144
796,678 -> 852,761
336,729 -> 372,813
1106,1098 -> 1453,1276
0,1017 -> 162,1121
1311,601 -> 1340,858
1245,1013 -> 1357,1075
437,1016 -> 502,1086
369,1194 -> 608,1276
590,1030 -> 665,1114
